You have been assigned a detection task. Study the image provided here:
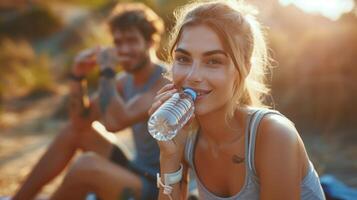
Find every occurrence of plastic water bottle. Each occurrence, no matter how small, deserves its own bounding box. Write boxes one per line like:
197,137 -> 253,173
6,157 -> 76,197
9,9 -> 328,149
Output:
148,88 -> 197,141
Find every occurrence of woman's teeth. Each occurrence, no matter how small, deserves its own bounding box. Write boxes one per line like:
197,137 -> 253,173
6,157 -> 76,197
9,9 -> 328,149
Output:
196,90 -> 210,96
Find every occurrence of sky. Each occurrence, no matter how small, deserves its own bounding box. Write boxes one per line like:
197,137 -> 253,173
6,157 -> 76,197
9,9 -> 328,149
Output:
279,0 -> 355,20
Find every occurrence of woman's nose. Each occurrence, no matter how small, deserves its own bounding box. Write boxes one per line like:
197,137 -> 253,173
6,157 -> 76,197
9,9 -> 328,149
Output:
186,61 -> 203,83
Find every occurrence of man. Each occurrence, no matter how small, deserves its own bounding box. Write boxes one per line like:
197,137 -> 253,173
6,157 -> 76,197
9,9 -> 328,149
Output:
13,3 -> 167,200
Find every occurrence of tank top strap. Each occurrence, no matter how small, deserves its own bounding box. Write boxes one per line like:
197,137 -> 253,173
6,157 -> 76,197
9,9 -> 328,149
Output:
247,109 -> 285,177
184,131 -> 198,167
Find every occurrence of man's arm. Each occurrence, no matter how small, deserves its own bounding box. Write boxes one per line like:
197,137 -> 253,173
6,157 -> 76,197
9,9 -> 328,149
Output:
98,73 -> 168,132
95,47 -> 169,132
69,79 -> 90,118
69,48 -> 100,125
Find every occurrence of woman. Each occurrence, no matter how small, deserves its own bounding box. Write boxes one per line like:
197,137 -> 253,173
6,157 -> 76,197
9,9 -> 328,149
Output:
149,1 -> 326,199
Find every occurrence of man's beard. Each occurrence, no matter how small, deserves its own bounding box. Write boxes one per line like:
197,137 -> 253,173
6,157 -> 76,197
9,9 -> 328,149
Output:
127,55 -> 150,74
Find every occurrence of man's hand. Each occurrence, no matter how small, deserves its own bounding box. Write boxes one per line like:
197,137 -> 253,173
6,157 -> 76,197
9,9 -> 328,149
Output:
96,47 -> 119,71
72,47 -> 100,77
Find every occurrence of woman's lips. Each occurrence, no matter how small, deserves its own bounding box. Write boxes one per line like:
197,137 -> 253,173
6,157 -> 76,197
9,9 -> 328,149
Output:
194,89 -> 212,101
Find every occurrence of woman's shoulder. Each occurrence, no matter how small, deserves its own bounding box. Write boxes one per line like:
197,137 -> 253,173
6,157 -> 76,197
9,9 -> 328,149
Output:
260,109 -> 295,131
251,108 -> 311,193
240,107 -> 301,154
254,108 -> 306,175
256,109 -> 300,149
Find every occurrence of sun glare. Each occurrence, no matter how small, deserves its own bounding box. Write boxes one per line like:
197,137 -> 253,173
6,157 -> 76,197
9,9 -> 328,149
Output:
279,0 -> 355,20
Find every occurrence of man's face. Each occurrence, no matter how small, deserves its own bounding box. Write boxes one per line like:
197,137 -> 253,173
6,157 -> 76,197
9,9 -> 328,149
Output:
112,27 -> 150,73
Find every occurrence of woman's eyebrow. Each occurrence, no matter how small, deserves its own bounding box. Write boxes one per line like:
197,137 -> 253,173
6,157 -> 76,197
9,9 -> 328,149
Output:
174,48 -> 191,55
203,50 -> 228,57
175,48 -> 228,57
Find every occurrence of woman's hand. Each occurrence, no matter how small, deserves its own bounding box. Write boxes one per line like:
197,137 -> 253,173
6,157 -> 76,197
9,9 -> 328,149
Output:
149,83 -> 197,168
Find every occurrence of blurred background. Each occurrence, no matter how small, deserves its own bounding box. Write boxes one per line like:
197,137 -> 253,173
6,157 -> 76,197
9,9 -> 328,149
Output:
0,0 -> 356,196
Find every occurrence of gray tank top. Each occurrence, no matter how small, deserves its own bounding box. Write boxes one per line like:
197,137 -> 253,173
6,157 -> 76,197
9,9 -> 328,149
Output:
122,65 -> 164,178
184,109 -> 326,200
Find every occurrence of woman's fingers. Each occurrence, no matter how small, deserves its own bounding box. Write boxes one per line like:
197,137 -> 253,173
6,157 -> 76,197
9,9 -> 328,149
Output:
149,84 -> 191,159
148,87 -> 177,115
153,88 -> 177,102
148,100 -> 162,115
178,114 -> 196,141
156,83 -> 175,95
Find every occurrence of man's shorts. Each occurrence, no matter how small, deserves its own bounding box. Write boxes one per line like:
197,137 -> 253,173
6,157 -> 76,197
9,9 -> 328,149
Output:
109,145 -> 158,200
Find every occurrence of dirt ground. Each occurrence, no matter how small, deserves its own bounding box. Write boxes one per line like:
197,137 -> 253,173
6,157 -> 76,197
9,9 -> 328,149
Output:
0,92 -> 65,197
0,92 -> 356,197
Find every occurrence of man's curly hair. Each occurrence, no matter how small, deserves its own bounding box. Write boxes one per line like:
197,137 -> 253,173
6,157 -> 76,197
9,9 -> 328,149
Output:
108,3 -> 164,48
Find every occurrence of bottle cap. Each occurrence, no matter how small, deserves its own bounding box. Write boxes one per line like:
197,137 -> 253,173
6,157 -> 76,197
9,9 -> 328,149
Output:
183,88 -> 197,101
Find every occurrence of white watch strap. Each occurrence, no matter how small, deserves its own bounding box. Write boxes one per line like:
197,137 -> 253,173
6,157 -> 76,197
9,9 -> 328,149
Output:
162,164 -> 183,185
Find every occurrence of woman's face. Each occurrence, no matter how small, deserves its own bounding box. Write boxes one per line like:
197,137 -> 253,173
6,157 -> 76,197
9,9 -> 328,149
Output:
172,24 -> 238,116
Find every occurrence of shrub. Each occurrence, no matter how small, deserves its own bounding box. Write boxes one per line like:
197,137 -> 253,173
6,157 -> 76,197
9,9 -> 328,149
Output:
0,38 -> 55,99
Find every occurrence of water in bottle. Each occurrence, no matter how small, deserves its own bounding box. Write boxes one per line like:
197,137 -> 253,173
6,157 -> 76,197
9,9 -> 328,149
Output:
148,88 -> 197,141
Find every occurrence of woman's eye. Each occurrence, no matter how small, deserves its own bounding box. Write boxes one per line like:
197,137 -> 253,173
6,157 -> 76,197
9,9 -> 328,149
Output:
207,59 -> 222,65
175,56 -> 190,63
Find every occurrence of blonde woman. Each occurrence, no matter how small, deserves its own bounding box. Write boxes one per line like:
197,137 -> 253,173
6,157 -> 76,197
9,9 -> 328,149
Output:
149,1 -> 326,199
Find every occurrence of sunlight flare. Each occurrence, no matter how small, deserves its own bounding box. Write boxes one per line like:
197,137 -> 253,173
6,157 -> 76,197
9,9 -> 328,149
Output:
279,0 -> 355,20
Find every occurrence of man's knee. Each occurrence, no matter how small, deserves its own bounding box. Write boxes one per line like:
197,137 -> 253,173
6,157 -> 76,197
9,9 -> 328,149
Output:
54,124 -> 81,149
63,122 -> 97,151
64,152 -> 101,184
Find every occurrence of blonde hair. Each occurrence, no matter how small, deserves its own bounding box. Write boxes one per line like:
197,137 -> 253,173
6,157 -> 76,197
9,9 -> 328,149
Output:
167,0 -> 272,118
